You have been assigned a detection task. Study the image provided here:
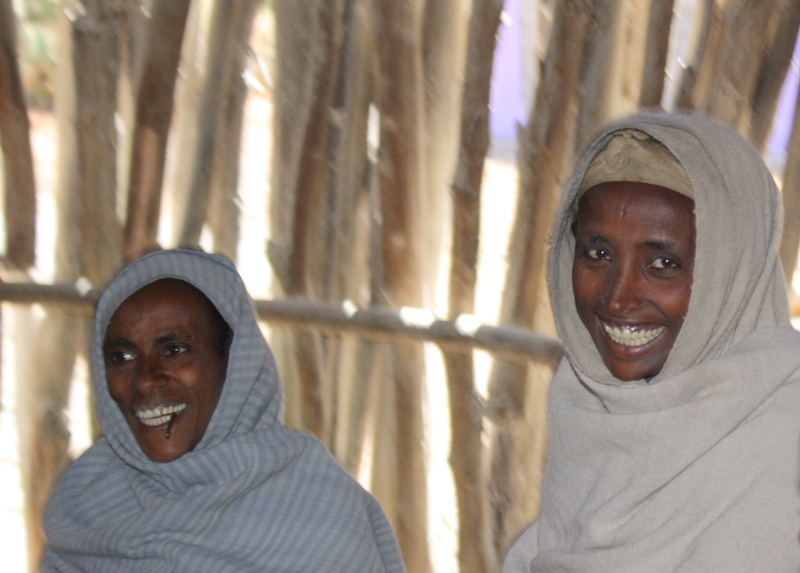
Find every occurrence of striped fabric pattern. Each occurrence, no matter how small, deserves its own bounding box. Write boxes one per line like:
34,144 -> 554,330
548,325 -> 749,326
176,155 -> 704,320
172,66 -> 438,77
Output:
42,249 -> 405,573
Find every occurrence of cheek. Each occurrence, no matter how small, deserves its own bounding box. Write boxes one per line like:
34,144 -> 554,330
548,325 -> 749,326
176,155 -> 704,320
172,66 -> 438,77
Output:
105,370 -> 128,403
572,267 -> 603,311
658,281 -> 693,322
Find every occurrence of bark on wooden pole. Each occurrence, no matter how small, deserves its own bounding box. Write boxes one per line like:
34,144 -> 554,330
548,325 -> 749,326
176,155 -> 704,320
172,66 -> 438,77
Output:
207,1 -> 261,260
702,0 -> 781,133
574,0 -> 621,153
371,0 -> 431,569
749,0 -> 800,151
487,0 -> 596,555
443,1 -> 504,570
0,0 -> 37,269
179,0 -> 261,246
323,0 -> 377,459
122,0 -> 193,260
639,0 -> 675,109
270,0 -> 346,435
421,0 -> 469,296
674,0 -> 715,110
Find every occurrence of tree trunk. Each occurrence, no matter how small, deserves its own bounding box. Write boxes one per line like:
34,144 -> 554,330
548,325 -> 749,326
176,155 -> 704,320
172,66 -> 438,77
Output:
639,0 -> 675,108
779,94 -> 800,283
122,0 -> 193,260
179,0 -> 261,247
0,0 -> 37,269
19,2 -> 124,569
749,0 -> 800,151
371,0 -> 431,570
442,1 -> 503,571
703,0 -> 781,133
487,0 -> 596,554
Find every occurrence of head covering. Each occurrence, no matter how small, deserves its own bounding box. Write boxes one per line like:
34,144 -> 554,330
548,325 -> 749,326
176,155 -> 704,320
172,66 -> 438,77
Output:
575,128 -> 693,207
503,112 -> 800,571
42,249 -> 405,573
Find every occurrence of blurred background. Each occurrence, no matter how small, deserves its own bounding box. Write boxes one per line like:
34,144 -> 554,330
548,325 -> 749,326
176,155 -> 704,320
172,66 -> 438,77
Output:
2,0 -> 800,571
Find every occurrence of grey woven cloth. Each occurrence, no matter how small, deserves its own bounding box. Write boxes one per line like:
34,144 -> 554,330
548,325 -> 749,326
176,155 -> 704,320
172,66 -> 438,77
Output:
42,249 -> 405,573
504,112 -> 800,572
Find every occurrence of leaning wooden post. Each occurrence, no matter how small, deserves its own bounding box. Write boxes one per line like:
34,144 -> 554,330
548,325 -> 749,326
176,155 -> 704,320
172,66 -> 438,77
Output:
702,0 -> 781,134
370,0 -> 431,570
179,0 -> 261,247
442,0 -> 503,572
269,0 -> 346,436
748,0 -> 800,151
486,0 -> 596,556
0,0 -> 37,269
674,0 -> 715,110
639,0 -> 675,109
122,0 -> 193,260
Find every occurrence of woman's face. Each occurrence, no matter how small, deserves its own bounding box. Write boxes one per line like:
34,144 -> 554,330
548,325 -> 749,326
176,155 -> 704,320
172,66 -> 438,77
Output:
572,181 -> 695,381
103,279 -> 228,462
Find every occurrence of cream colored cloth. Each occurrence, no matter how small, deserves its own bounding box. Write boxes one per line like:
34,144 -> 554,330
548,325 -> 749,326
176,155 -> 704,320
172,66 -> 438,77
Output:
576,128 -> 693,206
503,112 -> 800,572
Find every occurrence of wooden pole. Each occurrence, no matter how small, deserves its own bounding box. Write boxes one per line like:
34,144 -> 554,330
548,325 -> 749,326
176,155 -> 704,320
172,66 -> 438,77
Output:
122,0 -> 193,260
487,0 -> 596,554
749,0 -> 800,151
444,0 -> 503,571
639,0 -> 675,109
0,0 -> 37,269
0,282 -> 562,360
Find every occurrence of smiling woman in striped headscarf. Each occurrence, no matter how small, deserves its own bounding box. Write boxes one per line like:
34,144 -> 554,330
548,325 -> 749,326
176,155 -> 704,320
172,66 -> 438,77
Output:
42,249 -> 405,573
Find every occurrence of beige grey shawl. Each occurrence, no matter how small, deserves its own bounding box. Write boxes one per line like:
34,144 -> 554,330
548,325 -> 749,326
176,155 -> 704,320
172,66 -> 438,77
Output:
503,112 -> 800,572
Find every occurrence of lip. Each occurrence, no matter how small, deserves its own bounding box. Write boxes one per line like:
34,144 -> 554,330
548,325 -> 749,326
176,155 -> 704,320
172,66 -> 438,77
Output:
134,403 -> 187,427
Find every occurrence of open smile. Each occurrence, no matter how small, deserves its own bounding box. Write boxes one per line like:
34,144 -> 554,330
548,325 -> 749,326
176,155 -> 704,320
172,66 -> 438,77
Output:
135,403 -> 187,427
601,321 -> 665,347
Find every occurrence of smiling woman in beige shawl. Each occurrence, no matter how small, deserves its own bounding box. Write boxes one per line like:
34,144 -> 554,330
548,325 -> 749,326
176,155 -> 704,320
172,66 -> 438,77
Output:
503,112 -> 800,572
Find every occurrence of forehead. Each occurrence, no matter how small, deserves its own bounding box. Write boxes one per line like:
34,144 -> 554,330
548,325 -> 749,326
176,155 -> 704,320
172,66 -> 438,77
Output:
576,181 -> 695,233
106,279 -> 216,333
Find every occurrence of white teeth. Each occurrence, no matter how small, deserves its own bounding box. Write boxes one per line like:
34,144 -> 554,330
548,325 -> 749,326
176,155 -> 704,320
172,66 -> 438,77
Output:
135,403 -> 187,426
602,323 -> 665,347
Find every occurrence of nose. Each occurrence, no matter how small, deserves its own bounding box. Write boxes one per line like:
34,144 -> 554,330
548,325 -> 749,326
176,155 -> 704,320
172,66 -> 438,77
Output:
134,356 -> 169,392
605,263 -> 643,315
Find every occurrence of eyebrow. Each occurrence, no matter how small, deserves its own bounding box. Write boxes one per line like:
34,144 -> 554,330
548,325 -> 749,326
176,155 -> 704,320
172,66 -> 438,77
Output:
154,331 -> 194,346
640,239 -> 677,250
102,337 -> 134,351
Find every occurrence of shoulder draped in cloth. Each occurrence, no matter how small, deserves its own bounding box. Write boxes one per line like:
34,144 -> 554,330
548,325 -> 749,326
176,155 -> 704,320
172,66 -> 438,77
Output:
503,112 -> 800,572
42,249 -> 406,573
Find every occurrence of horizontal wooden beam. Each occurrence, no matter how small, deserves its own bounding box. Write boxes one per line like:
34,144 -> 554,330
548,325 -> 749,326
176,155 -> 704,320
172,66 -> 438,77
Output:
0,281 -> 563,362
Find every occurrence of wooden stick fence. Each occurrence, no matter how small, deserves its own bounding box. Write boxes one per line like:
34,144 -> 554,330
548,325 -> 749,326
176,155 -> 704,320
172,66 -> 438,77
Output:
0,281 -> 563,362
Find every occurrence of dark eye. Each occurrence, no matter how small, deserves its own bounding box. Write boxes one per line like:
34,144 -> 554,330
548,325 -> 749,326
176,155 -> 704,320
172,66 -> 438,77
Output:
649,256 -> 679,270
584,247 -> 610,261
106,349 -> 135,364
162,344 -> 188,357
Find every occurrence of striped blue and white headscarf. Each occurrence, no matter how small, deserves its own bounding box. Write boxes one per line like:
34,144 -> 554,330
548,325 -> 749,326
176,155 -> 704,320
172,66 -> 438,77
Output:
42,249 -> 405,573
